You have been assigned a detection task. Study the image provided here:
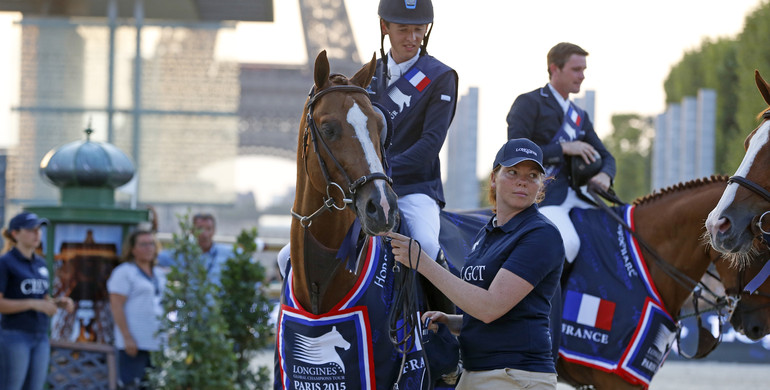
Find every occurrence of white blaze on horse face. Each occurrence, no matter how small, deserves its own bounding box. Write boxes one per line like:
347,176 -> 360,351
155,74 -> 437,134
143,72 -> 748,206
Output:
347,101 -> 393,220
347,102 -> 385,174
708,120 -> 770,228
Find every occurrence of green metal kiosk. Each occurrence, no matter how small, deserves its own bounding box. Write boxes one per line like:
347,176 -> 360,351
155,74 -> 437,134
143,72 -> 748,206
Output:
27,128 -> 149,389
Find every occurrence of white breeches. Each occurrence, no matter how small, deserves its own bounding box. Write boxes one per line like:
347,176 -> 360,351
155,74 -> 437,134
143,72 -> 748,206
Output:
539,187 -> 595,263
399,193 -> 441,259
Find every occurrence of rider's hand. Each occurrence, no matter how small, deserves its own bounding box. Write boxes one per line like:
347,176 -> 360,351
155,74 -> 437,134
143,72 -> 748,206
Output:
561,141 -> 598,165
589,172 -> 612,192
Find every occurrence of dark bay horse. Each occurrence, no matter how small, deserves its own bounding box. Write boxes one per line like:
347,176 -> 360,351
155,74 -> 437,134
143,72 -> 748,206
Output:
715,256 -> 770,340
289,50 -> 398,315
556,176 -> 766,389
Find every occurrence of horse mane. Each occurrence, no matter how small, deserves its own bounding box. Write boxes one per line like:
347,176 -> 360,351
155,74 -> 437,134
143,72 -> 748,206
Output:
632,175 -> 730,206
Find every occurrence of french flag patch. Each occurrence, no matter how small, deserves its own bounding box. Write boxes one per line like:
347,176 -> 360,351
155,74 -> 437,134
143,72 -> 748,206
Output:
568,106 -> 582,126
405,68 -> 431,92
564,290 -> 615,331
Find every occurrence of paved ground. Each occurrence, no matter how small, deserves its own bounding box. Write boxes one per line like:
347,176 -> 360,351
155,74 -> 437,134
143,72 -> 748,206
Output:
556,361 -> 770,389
255,349 -> 770,389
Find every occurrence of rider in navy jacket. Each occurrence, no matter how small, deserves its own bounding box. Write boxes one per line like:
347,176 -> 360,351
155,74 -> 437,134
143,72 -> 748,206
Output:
506,42 -> 616,264
507,84 -> 615,207
368,0 -> 458,260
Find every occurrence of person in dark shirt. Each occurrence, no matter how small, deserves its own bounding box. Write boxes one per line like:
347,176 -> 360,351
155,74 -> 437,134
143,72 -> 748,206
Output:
0,212 -> 74,390
387,139 -> 564,389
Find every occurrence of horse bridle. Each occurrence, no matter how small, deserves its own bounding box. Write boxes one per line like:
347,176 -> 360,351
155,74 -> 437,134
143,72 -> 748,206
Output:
729,110 -> 770,204
291,81 -> 393,227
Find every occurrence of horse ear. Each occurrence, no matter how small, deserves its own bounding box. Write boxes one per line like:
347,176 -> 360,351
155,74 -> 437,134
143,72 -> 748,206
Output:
756,70 -> 770,106
314,50 -> 330,91
350,52 -> 377,89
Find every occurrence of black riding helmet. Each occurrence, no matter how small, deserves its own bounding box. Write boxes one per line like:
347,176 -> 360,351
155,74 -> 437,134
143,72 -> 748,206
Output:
378,0 -> 434,61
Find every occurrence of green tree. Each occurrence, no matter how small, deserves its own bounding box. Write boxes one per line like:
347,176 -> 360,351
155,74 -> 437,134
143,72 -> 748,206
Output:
149,213 -> 236,389
218,227 -> 273,389
662,1 -> 770,175
603,114 -> 654,201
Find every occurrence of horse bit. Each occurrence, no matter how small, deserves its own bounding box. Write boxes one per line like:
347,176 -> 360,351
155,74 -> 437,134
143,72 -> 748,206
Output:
291,81 -> 393,226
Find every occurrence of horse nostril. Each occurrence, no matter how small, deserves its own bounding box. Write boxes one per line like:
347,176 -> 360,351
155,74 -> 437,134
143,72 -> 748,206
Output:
716,217 -> 732,234
747,325 -> 764,340
366,199 -> 378,217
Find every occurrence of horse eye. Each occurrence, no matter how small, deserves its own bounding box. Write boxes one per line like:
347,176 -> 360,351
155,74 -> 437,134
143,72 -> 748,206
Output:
320,122 -> 340,140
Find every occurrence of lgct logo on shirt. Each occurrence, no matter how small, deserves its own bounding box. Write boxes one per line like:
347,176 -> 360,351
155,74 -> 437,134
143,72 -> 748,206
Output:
461,265 -> 486,282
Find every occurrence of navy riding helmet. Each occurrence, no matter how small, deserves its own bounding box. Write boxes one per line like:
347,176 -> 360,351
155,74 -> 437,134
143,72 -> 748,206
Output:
378,0 -> 434,25
378,0 -> 435,60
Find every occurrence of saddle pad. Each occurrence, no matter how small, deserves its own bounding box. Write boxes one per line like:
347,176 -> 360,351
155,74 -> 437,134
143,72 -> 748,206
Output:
277,236 -> 436,390
277,305 -> 376,389
559,205 -> 676,387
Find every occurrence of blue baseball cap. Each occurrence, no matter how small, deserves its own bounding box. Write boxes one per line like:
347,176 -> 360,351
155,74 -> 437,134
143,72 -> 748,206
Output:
8,212 -> 49,231
493,138 -> 545,173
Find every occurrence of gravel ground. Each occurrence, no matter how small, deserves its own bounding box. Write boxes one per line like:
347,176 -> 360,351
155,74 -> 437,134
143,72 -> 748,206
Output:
254,349 -> 770,389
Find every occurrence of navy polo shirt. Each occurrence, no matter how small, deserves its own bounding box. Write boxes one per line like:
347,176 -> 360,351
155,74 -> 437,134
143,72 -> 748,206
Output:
0,247 -> 51,334
458,205 -> 564,373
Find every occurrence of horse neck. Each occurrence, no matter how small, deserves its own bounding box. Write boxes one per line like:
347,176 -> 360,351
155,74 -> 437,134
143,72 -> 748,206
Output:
290,164 -> 359,314
632,179 -> 726,315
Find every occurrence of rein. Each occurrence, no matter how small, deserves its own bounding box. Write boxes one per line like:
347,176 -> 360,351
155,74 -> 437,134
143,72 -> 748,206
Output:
588,189 -> 726,309
387,238 -> 431,390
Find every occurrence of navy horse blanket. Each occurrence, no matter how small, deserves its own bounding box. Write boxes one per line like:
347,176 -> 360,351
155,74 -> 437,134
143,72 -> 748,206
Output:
560,205 -> 677,387
275,235 -> 458,390
438,206 -> 678,388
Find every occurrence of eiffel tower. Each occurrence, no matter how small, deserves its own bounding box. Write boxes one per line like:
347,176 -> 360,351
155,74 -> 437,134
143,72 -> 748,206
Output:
238,0 -> 363,158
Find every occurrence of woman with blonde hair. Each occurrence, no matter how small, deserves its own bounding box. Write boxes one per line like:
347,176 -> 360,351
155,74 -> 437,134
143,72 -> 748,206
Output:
388,139 -> 564,389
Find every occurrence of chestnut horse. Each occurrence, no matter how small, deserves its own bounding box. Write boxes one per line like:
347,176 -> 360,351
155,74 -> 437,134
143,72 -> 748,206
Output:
556,176 -> 768,389
276,51 -> 453,390
289,51 -> 398,315
706,70 -> 770,259
703,70 -> 770,342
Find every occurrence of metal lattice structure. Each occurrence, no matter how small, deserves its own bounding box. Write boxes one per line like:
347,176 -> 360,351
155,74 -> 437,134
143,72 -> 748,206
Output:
6,0 -> 362,207
47,340 -> 117,390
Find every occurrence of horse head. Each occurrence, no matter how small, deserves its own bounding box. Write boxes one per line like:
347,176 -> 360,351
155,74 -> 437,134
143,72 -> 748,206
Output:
295,50 -> 398,237
716,254 -> 770,341
706,70 -> 770,257
291,51 -> 399,314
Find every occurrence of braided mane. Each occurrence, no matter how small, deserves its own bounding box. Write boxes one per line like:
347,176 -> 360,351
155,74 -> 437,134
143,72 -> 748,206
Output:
633,175 -> 730,206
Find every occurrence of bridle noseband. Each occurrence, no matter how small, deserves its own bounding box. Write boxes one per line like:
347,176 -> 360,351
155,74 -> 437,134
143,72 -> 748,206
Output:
291,81 -> 393,226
